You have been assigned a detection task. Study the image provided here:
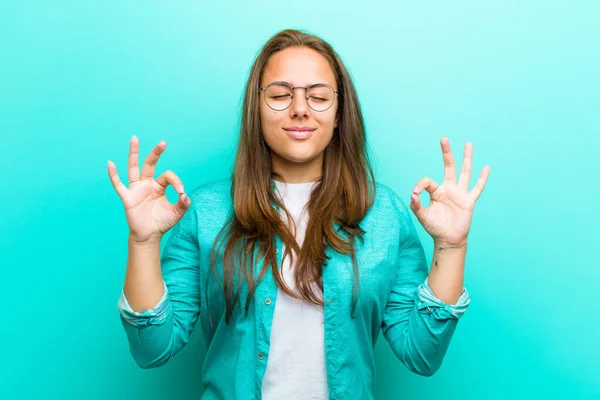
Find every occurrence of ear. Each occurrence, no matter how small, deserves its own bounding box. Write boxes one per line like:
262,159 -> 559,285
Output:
334,117 -> 339,129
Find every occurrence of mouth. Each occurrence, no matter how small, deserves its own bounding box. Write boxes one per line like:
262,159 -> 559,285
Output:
283,127 -> 316,140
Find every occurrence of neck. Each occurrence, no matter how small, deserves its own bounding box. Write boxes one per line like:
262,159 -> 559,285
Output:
270,151 -> 323,183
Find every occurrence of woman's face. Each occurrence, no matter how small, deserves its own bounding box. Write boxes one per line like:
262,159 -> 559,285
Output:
259,46 -> 338,182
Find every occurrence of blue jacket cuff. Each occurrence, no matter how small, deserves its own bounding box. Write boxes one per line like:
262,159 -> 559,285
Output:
416,277 -> 471,320
117,280 -> 170,327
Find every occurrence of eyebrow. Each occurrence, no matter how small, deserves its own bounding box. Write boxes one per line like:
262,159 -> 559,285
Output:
267,80 -> 334,87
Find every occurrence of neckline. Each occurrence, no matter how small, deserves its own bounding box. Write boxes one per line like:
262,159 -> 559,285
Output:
272,179 -> 320,187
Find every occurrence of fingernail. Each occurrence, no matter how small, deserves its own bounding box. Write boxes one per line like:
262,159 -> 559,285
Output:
179,185 -> 184,194
183,194 -> 188,203
412,186 -> 419,194
411,195 -> 415,204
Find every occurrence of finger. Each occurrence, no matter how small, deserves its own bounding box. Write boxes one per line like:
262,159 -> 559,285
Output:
141,140 -> 167,181
409,192 -> 427,224
441,136 -> 457,182
412,177 -> 439,196
107,160 -> 128,199
173,192 -> 191,216
469,165 -> 490,202
128,136 -> 141,184
155,170 -> 186,196
457,142 -> 473,190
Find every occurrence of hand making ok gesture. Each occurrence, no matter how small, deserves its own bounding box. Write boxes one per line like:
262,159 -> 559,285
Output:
409,136 -> 490,246
107,136 -> 191,244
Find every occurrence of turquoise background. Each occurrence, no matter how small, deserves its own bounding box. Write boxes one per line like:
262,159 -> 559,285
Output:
2,1 -> 598,399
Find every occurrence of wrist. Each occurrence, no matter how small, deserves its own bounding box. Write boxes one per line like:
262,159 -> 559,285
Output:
434,238 -> 468,248
128,234 -> 162,247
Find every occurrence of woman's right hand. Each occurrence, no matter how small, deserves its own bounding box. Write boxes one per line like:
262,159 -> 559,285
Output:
107,136 -> 191,244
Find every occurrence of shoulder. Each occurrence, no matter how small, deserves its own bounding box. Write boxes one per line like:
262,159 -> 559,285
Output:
177,178 -> 233,236
186,178 -> 232,211
373,180 -> 410,216
371,181 -> 421,245
369,180 -> 417,238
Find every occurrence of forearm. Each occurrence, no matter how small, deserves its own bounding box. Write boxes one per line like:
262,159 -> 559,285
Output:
426,241 -> 467,305
123,236 -> 165,312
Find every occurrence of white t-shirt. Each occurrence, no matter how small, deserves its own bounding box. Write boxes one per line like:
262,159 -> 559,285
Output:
261,179 -> 329,399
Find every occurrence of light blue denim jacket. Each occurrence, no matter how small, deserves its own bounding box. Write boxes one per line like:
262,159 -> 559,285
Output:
117,179 -> 470,399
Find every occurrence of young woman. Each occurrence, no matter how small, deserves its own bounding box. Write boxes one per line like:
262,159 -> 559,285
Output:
108,29 -> 490,399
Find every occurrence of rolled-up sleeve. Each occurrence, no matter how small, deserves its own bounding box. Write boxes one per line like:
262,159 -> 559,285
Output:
381,191 -> 470,377
116,194 -> 201,369
416,277 -> 470,320
117,279 -> 170,326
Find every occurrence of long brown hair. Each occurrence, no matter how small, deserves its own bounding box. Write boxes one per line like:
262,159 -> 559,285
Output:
210,29 -> 376,323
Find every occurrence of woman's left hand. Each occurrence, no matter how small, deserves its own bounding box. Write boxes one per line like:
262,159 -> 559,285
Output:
409,136 -> 490,246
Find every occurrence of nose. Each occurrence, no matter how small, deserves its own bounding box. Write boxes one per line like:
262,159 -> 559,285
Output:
290,87 -> 310,118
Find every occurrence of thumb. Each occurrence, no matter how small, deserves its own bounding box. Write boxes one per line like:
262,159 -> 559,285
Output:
174,192 -> 191,216
409,193 -> 426,224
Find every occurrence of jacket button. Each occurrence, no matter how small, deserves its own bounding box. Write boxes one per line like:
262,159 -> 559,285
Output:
275,249 -> 279,254
258,353 -> 264,360
426,306 -> 431,313
265,298 -> 272,305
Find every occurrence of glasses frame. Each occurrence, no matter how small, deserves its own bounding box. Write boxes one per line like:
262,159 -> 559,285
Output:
259,81 -> 339,112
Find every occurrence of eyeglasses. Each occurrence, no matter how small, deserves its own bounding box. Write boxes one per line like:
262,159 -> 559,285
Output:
259,81 -> 338,112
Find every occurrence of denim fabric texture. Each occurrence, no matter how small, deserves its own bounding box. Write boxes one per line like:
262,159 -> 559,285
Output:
117,179 -> 471,399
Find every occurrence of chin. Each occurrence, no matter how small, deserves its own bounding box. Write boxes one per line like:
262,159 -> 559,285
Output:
283,154 -> 316,164
279,150 -> 320,164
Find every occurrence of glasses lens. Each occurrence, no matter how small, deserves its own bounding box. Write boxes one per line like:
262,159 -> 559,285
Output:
307,84 -> 335,111
264,84 -> 293,110
263,83 -> 336,111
